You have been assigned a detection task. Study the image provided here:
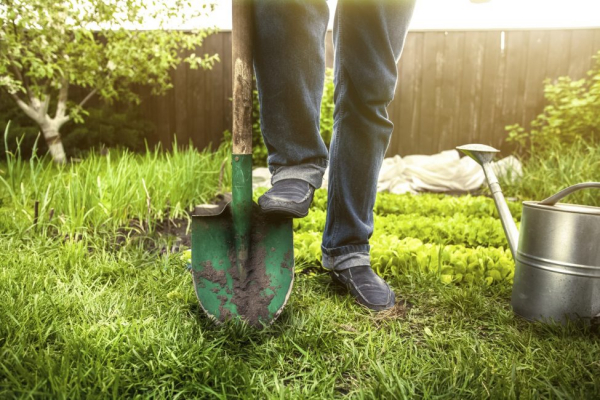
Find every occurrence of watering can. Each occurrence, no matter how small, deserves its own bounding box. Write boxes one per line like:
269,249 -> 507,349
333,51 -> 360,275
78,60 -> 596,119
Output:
457,144 -> 600,323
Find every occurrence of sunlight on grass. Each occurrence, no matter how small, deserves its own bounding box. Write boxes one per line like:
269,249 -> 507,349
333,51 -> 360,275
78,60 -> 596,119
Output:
1,126 -> 599,398
1,126 -> 231,238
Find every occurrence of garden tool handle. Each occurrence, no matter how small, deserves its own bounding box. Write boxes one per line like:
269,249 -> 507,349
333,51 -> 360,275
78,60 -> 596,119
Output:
231,0 -> 254,280
539,182 -> 600,206
232,0 -> 254,155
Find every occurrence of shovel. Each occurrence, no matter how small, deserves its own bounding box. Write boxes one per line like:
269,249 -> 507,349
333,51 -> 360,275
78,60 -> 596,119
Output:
190,0 -> 294,327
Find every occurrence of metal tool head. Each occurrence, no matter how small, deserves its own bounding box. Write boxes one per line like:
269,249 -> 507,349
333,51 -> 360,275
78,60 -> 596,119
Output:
456,144 -> 500,165
191,197 -> 294,328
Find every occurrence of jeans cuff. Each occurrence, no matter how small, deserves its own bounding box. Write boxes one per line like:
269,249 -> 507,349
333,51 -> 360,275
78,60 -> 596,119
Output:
321,245 -> 370,271
271,162 -> 327,189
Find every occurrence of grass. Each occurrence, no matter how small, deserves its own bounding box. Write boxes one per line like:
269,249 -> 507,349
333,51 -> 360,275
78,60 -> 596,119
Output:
501,139 -> 600,207
1,132 -> 600,398
1,235 -> 599,398
1,125 -> 232,237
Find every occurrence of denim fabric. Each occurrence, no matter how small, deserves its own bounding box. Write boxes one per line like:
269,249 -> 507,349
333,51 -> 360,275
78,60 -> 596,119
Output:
253,0 -> 416,271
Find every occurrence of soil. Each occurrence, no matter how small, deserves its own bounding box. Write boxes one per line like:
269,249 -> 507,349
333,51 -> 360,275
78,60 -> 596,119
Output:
115,216 -> 192,254
115,194 -> 234,253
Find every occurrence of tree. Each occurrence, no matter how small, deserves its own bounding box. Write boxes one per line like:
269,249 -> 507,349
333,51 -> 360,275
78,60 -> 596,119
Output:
0,0 -> 218,163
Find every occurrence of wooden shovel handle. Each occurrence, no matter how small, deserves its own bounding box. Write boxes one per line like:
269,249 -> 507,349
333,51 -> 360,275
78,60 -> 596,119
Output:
232,0 -> 254,155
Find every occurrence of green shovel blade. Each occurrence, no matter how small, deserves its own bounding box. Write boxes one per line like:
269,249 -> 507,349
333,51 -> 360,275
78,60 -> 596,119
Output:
191,206 -> 294,326
191,156 -> 294,327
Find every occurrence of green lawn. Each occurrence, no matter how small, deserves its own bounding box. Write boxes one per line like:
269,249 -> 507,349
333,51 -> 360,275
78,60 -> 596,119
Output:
1,145 -> 599,398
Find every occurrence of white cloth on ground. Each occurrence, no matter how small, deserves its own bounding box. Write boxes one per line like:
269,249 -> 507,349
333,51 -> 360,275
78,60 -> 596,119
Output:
251,149 -> 522,194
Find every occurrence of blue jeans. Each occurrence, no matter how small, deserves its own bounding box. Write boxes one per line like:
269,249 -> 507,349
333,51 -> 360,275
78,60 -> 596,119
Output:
253,0 -> 416,271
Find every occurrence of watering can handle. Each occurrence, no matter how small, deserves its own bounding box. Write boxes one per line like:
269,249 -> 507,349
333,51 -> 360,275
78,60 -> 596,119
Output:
539,182 -> 600,206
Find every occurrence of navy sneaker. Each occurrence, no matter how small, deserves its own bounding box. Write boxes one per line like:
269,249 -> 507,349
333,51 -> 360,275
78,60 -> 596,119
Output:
258,179 -> 315,218
330,266 -> 395,311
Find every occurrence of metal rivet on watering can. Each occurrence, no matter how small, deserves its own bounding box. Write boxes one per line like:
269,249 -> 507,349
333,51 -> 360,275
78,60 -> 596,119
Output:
235,156 -> 239,162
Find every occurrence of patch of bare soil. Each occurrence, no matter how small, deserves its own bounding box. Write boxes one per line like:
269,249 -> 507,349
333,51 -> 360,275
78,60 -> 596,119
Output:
115,214 -> 192,254
371,299 -> 413,322
115,195 -> 232,253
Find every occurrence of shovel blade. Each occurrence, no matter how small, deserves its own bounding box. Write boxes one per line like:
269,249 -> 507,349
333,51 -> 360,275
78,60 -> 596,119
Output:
191,202 -> 294,327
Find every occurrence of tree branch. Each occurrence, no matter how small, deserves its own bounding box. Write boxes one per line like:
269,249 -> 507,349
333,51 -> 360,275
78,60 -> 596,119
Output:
6,52 -> 33,101
78,88 -> 98,109
7,90 -> 43,124
6,53 -> 24,83
41,91 -> 51,115
55,79 -> 69,119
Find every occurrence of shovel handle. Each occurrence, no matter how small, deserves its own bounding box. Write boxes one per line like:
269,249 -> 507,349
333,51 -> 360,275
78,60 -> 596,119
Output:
539,182 -> 600,206
232,0 -> 254,155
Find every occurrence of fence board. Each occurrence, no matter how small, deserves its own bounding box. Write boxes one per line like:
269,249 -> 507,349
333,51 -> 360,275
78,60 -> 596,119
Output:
500,31 -> 529,140
325,31 -> 334,68
195,39 -> 208,147
523,31 -> 549,129
221,32 -> 233,142
174,49 -> 189,145
125,29 -> 600,156
546,30 -> 571,82
479,31 -> 502,148
461,31 -> 486,146
427,31 -> 463,152
394,32 -> 423,156
568,30 -> 596,79
418,32 -> 445,153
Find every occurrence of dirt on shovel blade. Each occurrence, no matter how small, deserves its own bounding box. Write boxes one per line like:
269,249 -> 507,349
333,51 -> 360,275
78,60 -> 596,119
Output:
192,205 -> 293,327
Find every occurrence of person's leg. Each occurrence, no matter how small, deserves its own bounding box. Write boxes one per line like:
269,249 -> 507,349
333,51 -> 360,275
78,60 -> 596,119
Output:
322,0 -> 416,309
253,0 -> 330,191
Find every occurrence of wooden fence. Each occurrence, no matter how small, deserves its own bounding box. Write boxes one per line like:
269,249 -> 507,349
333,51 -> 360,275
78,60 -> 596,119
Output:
140,28 -> 600,155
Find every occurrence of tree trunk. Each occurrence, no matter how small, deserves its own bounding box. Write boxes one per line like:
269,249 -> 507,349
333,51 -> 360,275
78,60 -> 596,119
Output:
41,126 -> 67,164
10,93 -> 70,164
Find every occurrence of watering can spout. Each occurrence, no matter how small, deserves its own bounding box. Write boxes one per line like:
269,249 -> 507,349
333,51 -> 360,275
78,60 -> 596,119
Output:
457,144 -> 519,259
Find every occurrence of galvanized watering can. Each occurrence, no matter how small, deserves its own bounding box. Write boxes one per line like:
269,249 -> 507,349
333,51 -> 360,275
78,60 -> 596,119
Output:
458,144 -> 600,324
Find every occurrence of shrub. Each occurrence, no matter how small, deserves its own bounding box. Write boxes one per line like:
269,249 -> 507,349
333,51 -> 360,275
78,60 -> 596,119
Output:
251,85 -> 269,167
506,50 -> 600,151
502,51 -> 600,206
319,68 -> 335,146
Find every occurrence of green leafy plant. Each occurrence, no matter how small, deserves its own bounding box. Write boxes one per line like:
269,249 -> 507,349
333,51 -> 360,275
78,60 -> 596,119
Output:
0,0 -> 218,163
291,208 -> 513,249
293,233 -> 514,286
255,188 -> 519,285
506,50 -> 600,151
